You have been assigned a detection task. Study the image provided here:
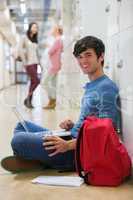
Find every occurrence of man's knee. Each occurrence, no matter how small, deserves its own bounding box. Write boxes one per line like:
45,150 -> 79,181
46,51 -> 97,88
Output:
11,133 -> 45,159
11,133 -> 42,149
11,134 -> 28,150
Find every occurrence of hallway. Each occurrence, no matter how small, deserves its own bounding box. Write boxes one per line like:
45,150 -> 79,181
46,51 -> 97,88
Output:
0,86 -> 133,200
0,0 -> 133,199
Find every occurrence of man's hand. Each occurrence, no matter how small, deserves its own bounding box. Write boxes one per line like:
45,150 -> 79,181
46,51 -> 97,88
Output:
59,119 -> 74,130
42,136 -> 69,157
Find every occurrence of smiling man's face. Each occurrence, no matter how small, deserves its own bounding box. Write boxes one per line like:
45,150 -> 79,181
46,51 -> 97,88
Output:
76,48 -> 104,75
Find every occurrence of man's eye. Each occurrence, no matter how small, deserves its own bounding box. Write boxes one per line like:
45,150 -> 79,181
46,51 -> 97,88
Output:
86,54 -> 91,57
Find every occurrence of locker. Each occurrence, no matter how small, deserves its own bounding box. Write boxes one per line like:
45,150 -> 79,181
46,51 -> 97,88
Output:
117,27 -> 133,91
107,0 -> 120,37
120,0 -> 133,31
121,99 -> 133,162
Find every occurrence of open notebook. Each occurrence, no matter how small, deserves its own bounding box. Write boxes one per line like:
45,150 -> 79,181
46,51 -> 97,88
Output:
12,106 -> 71,137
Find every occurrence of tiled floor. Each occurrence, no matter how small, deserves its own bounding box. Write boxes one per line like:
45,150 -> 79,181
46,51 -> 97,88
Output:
0,85 -> 133,200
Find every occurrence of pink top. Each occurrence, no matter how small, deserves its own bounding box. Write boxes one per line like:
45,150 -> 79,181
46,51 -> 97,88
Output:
48,37 -> 63,75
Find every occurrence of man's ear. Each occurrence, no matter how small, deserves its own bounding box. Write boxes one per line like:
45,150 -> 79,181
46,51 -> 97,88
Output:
99,53 -> 104,63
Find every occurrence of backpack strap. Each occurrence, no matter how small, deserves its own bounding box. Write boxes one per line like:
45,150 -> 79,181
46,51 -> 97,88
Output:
75,122 -> 92,184
75,125 -> 84,178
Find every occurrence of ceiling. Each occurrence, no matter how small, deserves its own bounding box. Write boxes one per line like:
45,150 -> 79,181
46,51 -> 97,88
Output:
6,0 -> 61,34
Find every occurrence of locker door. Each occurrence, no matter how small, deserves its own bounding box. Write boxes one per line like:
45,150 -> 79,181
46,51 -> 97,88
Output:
121,99 -> 133,162
0,34 -> 4,89
104,35 -> 119,82
105,0 -> 120,80
120,0 -> 133,31
116,0 -> 133,91
117,27 -> 133,91
79,0 -> 107,39
107,0 -> 120,37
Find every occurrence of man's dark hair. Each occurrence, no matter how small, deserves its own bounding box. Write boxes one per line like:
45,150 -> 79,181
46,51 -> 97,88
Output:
73,36 -> 105,65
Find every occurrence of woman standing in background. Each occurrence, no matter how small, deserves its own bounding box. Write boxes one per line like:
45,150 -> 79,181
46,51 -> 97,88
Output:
19,22 -> 40,108
42,25 -> 63,109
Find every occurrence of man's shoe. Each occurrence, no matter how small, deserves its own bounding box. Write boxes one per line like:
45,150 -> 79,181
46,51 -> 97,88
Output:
1,156 -> 43,173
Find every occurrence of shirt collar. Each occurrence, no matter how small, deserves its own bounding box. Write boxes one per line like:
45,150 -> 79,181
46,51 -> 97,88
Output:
83,74 -> 107,89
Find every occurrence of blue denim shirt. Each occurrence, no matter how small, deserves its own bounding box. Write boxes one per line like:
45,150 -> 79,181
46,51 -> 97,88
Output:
71,75 -> 120,138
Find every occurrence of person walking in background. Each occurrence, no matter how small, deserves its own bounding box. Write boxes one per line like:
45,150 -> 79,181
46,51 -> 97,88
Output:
42,25 -> 63,109
18,22 -> 40,108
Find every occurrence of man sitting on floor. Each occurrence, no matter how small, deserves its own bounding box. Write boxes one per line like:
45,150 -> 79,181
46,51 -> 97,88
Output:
1,36 -> 120,173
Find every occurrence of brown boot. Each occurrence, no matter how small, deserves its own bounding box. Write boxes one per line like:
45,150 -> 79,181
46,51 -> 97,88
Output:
43,99 -> 56,109
1,156 -> 43,173
24,96 -> 34,109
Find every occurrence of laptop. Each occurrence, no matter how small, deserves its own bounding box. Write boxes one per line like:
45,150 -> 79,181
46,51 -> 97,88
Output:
12,106 -> 29,133
12,107 -> 71,138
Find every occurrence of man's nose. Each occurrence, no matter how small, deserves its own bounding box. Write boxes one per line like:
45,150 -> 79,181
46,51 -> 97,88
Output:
81,57 -> 88,64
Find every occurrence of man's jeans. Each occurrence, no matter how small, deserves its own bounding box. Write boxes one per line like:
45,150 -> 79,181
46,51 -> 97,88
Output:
11,121 -> 75,170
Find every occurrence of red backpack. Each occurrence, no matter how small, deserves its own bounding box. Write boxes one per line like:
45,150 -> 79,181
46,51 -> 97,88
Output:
75,116 -> 132,186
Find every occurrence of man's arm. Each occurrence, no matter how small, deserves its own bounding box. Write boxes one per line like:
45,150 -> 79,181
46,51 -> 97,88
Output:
43,136 -> 76,157
98,86 -> 119,124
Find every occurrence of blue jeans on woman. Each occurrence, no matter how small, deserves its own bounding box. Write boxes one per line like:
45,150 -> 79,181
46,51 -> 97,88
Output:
11,121 -> 75,170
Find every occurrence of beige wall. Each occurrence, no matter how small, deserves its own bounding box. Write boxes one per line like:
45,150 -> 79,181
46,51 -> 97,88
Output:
0,32 -> 15,90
